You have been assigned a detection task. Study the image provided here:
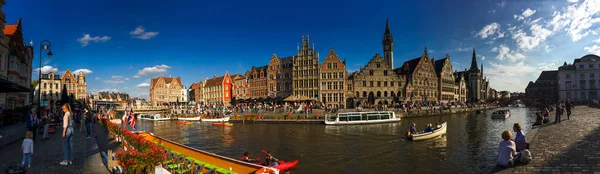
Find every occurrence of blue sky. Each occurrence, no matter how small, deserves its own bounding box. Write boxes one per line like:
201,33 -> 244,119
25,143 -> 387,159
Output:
5,0 -> 600,98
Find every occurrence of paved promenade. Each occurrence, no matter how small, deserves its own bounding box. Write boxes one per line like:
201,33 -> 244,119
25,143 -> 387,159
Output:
508,106 -> 600,173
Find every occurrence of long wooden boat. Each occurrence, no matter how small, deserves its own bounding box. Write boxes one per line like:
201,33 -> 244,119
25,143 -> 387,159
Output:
491,110 -> 510,119
407,122 -> 447,141
324,111 -> 400,125
202,117 -> 231,122
177,116 -> 201,121
137,132 -> 280,174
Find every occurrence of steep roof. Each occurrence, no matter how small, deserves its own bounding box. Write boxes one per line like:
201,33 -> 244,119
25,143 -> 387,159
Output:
454,71 -> 464,83
397,57 -> 421,75
4,24 -> 17,36
434,58 -> 447,76
204,76 -> 225,88
536,70 -> 558,82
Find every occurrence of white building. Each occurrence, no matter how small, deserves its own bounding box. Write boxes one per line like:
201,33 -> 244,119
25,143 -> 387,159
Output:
558,54 -> 600,101
181,85 -> 188,103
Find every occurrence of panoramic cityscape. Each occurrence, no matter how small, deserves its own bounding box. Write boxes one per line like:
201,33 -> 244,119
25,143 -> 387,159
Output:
1,0 -> 600,173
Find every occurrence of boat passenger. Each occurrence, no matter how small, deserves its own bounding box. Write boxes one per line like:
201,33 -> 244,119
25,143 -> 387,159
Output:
513,123 -> 527,152
410,123 -> 417,134
264,151 -> 279,167
435,123 -> 441,129
497,130 -> 520,167
241,152 -> 255,162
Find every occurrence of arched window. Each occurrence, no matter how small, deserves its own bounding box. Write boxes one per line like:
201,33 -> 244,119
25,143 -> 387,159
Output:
377,91 -> 381,97
356,91 -> 360,98
363,91 -> 367,97
384,91 -> 388,97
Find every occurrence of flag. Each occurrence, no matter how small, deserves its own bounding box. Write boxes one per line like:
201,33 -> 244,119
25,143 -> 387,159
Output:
128,108 -> 136,128
122,107 -> 128,124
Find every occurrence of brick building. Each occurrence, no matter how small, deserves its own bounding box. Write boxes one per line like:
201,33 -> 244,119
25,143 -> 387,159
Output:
396,48 -> 439,102
203,72 -> 233,106
434,55 -> 456,103
351,53 -> 405,106
232,74 -> 250,100
319,49 -> 347,108
267,54 -> 293,98
292,35 -> 320,99
189,81 -> 204,104
3,18 -> 34,109
246,66 -> 267,99
149,76 -> 183,106
76,71 -> 87,100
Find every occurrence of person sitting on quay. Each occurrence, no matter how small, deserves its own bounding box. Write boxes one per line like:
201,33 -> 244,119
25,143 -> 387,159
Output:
513,123 -> 528,152
497,130 -> 520,167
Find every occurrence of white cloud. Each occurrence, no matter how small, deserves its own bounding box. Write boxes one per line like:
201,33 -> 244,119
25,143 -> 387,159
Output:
111,75 -> 123,79
100,89 -> 119,92
94,77 -> 100,80
522,8 -> 536,18
137,83 -> 150,88
104,79 -> 125,84
136,93 -> 149,99
130,26 -> 159,40
477,23 -> 502,39
496,0 -> 507,8
568,0 -> 579,3
455,47 -> 471,52
537,61 -> 559,70
549,0 -> 600,42
73,69 -> 93,75
481,56 -> 487,60
76,33 -> 110,47
134,64 -> 171,78
486,61 -> 537,92
491,44 -> 526,62
125,78 -> 130,80
35,65 -> 59,74
584,38 -> 600,54
510,24 -> 553,51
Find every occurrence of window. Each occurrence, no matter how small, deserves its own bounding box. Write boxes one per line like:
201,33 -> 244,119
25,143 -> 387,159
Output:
384,81 -> 388,87
370,81 -> 373,87
579,65 -> 584,69
391,81 -> 394,87
339,72 -> 344,78
363,81 -> 366,86
363,91 -> 367,97
590,80 -> 596,89
328,73 -> 332,79
328,82 -> 332,90
591,73 -> 596,78
333,63 -> 338,69
566,74 -> 571,79
377,63 -> 381,68
44,83 -> 47,89
333,82 -> 338,89
384,91 -> 388,97
333,72 -> 338,79
339,82 -> 343,89
384,70 -> 388,76
369,70 -> 374,76
322,74 -> 326,79
590,64 -> 594,68
377,81 -> 381,87
322,82 -> 326,90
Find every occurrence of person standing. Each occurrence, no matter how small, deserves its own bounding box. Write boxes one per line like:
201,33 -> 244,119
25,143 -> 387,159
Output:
21,131 -> 34,168
555,102 -> 562,123
84,107 -> 92,138
60,104 -> 74,166
565,100 -> 573,120
27,110 -> 38,141
42,111 -> 50,140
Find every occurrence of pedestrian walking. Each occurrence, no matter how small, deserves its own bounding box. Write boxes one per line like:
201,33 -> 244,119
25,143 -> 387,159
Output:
60,104 -> 74,166
42,111 -> 50,140
26,109 -> 38,141
565,100 -> 573,120
554,102 -> 562,123
21,131 -> 34,169
84,107 -> 92,138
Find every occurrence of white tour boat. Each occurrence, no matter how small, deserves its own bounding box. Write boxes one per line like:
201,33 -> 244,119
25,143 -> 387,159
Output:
324,111 -> 401,125
491,110 -> 510,119
177,116 -> 201,121
148,114 -> 171,121
201,117 -> 231,122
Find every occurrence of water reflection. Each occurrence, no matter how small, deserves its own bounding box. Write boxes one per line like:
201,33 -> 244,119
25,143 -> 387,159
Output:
135,107 -> 535,173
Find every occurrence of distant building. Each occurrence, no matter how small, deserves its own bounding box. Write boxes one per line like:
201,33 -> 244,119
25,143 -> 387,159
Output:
499,91 -> 510,99
267,54 -> 293,98
455,50 -> 490,103
525,70 -> 558,104
189,81 -> 204,104
149,76 -> 184,106
61,70 -> 78,98
292,35 -> 320,99
454,72 -> 467,102
232,74 -> 250,100
558,54 -> 600,101
36,72 -> 62,103
434,55 -> 456,103
319,49 -> 347,108
76,71 -> 87,100
246,66 -> 268,99
352,53 -> 405,106
396,48 -> 438,102
180,85 -> 188,103
202,72 -> 233,106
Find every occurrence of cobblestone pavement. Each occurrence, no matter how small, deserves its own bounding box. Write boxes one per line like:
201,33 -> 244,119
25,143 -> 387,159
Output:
512,106 -> 600,174
0,124 -> 87,174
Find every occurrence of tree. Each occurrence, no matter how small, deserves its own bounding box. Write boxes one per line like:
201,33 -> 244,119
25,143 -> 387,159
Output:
31,80 -> 39,89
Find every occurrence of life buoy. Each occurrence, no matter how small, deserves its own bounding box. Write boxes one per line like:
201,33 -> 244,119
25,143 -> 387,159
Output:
254,167 -> 276,174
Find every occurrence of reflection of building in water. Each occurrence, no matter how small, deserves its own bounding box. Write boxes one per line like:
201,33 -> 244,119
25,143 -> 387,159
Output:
221,126 -> 234,148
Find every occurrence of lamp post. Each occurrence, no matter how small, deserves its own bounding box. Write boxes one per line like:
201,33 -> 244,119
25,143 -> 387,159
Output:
38,40 -> 53,116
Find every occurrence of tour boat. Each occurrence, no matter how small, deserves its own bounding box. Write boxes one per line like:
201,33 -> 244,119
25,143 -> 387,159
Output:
136,132 -> 282,174
202,117 -> 231,122
491,110 -> 510,119
138,114 -> 150,120
407,122 -> 447,141
148,114 -> 171,121
211,122 -> 233,126
324,111 -> 401,125
177,116 -> 201,121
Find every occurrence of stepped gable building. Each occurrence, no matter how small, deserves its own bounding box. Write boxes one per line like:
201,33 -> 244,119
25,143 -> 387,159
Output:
149,76 -> 184,106
232,74 -> 250,100
3,18 -> 34,109
382,17 -> 395,69
246,65 -> 268,99
525,70 -> 558,104
454,71 -> 467,102
352,53 -> 405,106
266,54 -> 293,98
455,49 -> 490,103
319,49 -> 347,108
557,54 -> 600,101
76,71 -> 87,100
61,69 -> 78,98
396,48 -> 438,102
292,35 -> 320,99
434,54 -> 456,102
203,72 -> 233,106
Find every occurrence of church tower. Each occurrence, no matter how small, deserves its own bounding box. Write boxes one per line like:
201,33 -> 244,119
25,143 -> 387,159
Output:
382,17 -> 394,69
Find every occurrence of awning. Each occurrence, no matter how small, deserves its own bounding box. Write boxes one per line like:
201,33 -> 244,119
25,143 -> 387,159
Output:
0,78 -> 30,93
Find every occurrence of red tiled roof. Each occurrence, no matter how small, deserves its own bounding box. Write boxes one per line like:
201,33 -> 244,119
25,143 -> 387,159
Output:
204,76 -> 225,88
4,24 -> 17,36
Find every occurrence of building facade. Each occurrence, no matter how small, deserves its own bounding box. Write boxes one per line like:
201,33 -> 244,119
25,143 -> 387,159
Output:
4,18 -> 34,109
149,76 -> 184,106
246,66 -> 267,99
180,85 -> 188,103
189,81 -> 204,104
38,72 -> 62,103
76,71 -> 87,100
232,74 -> 250,100
292,35 -> 320,99
266,54 -> 293,98
396,48 -> 438,102
319,49 -> 347,108
558,54 -> 600,101
0,0 -> 9,109
454,72 -> 467,102
434,55 -> 456,103
203,72 -> 233,106
352,53 -> 405,106
525,70 -> 558,104
61,69 -> 78,98
455,50 -> 489,103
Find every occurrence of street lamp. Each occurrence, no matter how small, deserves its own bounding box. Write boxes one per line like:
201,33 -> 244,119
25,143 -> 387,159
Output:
38,40 -> 52,116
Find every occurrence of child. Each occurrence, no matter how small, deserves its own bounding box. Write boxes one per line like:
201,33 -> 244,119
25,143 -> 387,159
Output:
22,131 -> 34,168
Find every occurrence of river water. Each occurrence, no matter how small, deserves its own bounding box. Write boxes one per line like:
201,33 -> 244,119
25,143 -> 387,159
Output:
135,107 -> 535,174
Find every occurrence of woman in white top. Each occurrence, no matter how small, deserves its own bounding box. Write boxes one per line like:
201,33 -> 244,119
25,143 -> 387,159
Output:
497,130 -> 519,167
60,104 -> 74,166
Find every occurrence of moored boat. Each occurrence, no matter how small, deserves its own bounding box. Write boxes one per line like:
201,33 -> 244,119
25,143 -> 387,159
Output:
177,116 -> 201,121
148,114 -> 171,121
491,110 -> 510,119
211,122 -> 233,126
137,132 -> 280,174
407,122 -> 447,141
202,117 -> 231,122
324,111 -> 400,125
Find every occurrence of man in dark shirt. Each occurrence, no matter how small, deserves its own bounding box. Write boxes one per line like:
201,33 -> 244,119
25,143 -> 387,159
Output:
84,107 -> 92,138
565,100 -> 573,120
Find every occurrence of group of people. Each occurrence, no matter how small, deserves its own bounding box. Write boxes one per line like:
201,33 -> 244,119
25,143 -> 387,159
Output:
20,103 -> 93,168
240,151 -> 279,167
497,123 -> 531,167
409,122 -> 442,134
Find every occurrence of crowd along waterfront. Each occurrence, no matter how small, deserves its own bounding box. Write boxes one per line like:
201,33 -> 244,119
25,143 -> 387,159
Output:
133,107 -> 536,173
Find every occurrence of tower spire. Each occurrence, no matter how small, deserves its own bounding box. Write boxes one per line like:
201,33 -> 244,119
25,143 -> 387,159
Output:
470,48 -> 480,72
385,17 -> 391,34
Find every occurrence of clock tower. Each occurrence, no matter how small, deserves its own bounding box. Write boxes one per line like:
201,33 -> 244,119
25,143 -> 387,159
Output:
382,17 -> 394,69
